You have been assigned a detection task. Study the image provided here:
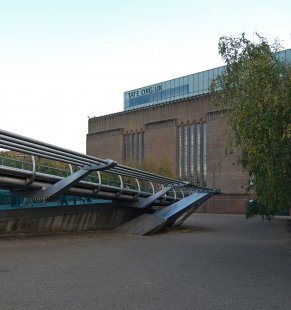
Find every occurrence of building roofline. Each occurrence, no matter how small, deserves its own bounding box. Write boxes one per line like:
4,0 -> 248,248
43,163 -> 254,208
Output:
88,93 -> 208,122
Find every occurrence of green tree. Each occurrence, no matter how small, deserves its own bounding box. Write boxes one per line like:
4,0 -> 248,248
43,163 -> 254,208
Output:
139,157 -> 174,178
123,156 -> 174,179
211,33 -> 291,220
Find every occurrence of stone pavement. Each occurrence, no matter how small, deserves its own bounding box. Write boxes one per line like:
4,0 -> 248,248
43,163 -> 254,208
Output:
0,214 -> 290,310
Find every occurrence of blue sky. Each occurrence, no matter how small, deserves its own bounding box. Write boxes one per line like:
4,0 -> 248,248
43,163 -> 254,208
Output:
0,0 -> 290,152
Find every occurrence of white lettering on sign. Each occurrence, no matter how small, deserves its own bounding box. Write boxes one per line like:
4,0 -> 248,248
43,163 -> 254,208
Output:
128,84 -> 163,99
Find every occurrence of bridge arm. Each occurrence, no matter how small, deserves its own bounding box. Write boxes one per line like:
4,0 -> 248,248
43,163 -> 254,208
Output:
13,160 -> 117,200
126,185 -> 174,209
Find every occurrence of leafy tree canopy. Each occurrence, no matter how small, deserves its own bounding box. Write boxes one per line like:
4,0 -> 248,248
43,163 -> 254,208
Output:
211,33 -> 291,220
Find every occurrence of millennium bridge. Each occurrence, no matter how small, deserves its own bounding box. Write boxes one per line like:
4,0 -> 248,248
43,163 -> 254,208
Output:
0,129 -> 221,235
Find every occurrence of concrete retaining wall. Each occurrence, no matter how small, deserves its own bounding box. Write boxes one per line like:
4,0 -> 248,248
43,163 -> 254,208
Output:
2,194 -> 279,236
0,203 -> 143,236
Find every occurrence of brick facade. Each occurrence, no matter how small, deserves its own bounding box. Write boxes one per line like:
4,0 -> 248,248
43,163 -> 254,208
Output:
87,94 -> 250,212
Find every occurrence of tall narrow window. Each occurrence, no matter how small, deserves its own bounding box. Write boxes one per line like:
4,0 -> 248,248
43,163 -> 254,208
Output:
138,132 -> 143,164
190,124 -> 194,179
133,132 -> 137,163
203,123 -> 207,186
123,134 -> 127,162
178,126 -> 182,178
184,125 -> 188,178
128,133 -> 132,162
196,123 -> 200,185
142,132 -> 145,162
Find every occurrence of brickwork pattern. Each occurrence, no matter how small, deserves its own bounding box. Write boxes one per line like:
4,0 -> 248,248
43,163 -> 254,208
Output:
87,95 -> 249,197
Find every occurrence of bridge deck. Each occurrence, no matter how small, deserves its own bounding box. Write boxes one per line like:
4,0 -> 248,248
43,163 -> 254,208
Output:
0,128 -> 221,234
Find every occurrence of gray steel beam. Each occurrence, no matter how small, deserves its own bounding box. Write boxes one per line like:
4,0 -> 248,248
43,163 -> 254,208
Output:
0,143 -> 83,167
13,160 -> 117,200
0,129 -> 107,165
114,192 -> 213,236
126,186 -> 173,209
157,192 -> 211,223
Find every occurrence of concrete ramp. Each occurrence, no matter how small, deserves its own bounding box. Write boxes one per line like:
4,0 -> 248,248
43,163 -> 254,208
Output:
115,192 -> 212,235
114,213 -> 167,235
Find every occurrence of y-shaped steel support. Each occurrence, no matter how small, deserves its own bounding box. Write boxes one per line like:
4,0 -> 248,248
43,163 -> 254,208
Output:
14,160 -> 117,200
127,185 -> 174,209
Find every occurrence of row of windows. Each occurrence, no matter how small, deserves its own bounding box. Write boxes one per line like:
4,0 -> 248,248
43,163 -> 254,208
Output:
178,123 -> 207,185
123,124 -> 207,184
124,48 -> 291,111
123,132 -> 144,164
276,48 -> 291,64
128,85 -> 189,108
124,66 -> 225,110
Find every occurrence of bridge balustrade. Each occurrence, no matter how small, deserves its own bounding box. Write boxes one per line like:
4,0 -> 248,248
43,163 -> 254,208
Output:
0,153 -> 176,210
0,128 -> 220,224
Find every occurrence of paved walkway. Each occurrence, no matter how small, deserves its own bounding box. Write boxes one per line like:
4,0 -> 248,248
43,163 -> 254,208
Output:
0,214 -> 290,310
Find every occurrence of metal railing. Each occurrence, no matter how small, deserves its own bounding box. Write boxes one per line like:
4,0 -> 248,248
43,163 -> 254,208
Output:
0,128 -> 220,202
0,129 -> 188,187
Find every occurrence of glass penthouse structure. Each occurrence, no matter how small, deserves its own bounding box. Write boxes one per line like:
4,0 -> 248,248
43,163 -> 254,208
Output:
124,48 -> 291,111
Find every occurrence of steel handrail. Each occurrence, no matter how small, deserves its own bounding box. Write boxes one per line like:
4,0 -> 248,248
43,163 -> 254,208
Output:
0,128 -> 220,194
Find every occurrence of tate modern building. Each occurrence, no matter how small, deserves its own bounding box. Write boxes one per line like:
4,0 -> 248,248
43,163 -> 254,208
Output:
87,48 -> 291,213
